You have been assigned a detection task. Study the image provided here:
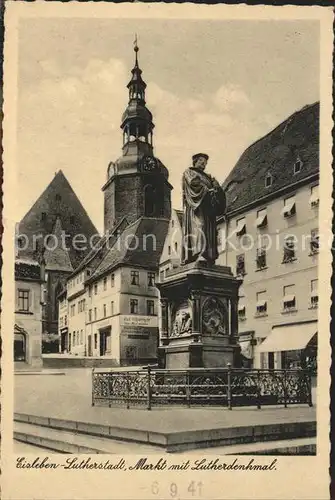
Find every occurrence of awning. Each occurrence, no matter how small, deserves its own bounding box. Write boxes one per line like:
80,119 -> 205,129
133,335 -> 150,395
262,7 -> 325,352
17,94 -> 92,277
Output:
281,201 -> 296,217
256,213 -> 267,228
256,299 -> 267,308
240,340 -> 253,359
258,322 -> 317,353
236,221 -> 246,235
309,192 -> 319,206
283,294 -> 295,303
238,304 -> 245,312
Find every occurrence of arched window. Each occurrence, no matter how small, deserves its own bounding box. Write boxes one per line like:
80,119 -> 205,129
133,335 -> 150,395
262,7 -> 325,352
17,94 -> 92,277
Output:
14,331 -> 26,362
144,185 -> 156,217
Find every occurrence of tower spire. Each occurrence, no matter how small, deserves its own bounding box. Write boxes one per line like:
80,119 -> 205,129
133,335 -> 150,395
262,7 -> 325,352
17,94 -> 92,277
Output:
134,34 -> 139,66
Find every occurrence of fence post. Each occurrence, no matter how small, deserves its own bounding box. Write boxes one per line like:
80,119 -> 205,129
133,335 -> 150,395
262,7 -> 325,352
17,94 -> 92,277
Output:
283,369 -> 287,408
91,368 -> 95,407
186,370 -> 191,408
147,365 -> 152,410
308,372 -> 313,407
257,370 -> 261,409
227,363 -> 232,410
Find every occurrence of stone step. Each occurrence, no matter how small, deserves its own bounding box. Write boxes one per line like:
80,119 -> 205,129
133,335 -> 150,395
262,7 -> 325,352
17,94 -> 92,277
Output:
14,412 -> 316,453
14,422 -> 163,454
14,421 -> 316,456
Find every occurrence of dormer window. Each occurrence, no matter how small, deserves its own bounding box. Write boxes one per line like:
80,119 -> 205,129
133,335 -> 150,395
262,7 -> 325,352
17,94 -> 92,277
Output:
265,173 -> 273,188
294,158 -> 303,175
55,194 -> 62,202
41,212 -> 47,222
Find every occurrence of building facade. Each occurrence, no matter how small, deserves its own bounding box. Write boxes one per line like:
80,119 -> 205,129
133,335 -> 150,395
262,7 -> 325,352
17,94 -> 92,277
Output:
217,102 -> 319,369
159,102 -> 319,370
58,42 -> 171,365
14,259 -> 44,369
16,170 -> 98,347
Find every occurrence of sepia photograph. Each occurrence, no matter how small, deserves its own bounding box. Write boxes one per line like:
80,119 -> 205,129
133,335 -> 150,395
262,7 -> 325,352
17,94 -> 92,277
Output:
1,3 -> 332,500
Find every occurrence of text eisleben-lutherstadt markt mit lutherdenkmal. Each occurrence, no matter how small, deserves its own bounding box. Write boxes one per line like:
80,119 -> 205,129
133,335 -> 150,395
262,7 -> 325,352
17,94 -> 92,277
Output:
16,456 -> 278,472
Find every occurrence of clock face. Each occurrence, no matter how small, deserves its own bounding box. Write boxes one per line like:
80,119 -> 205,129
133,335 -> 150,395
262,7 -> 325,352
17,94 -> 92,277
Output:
142,156 -> 158,171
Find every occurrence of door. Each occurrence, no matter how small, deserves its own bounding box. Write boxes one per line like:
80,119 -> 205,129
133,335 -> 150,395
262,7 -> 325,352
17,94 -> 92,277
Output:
268,352 -> 275,370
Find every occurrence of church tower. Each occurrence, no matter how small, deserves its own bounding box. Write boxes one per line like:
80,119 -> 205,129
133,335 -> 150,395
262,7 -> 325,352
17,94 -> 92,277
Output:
102,39 -> 172,233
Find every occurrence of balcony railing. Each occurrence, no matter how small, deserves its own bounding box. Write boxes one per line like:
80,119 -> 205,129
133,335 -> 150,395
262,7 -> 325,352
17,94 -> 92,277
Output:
92,366 -> 313,410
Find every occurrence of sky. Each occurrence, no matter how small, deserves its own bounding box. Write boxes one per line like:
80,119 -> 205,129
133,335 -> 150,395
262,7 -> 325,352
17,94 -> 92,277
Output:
17,17 -> 319,233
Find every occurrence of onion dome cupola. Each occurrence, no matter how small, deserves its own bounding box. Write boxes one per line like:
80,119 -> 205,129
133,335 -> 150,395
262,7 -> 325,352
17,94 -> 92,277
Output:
102,37 -> 172,234
121,37 -> 155,159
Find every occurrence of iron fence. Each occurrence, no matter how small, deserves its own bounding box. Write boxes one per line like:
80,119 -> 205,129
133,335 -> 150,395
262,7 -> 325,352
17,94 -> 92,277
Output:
92,366 -> 313,410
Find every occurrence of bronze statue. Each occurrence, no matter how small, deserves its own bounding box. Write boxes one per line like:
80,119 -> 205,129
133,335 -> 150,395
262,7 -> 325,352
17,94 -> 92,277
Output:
181,153 -> 226,266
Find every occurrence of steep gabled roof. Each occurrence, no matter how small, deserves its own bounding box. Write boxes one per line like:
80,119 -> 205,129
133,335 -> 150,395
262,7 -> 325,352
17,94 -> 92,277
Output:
222,102 -> 319,214
88,217 -> 169,281
43,217 -> 73,272
18,170 -> 99,269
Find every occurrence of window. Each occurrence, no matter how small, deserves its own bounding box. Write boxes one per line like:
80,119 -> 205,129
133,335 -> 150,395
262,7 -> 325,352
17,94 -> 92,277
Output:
256,208 -> 267,229
131,270 -> 139,285
73,331 -> 76,347
236,217 -> 246,236
236,254 -> 246,276
238,304 -> 246,321
283,285 -> 296,311
94,333 -> 98,350
168,245 -> 171,255
94,307 -> 97,320
103,304 -> 107,318
80,330 -> 83,344
94,283 -> 98,295
265,173 -> 273,188
110,273 -> 115,287
55,194 -> 62,202
310,229 -> 319,254
77,302 -> 80,314
256,291 -> 267,316
282,196 -> 296,218
88,286 -> 92,298
310,185 -> 319,208
147,300 -> 155,316
103,277 -> 107,291
17,289 -> 30,312
171,219 -> 174,228
88,309 -> 92,322
41,212 -> 47,222
148,272 -> 155,287
111,301 -> 114,315
64,315 -> 67,326
256,247 -> 267,270
130,299 -> 138,314
282,236 -> 296,263
311,279 -> 318,308
294,158 -> 303,175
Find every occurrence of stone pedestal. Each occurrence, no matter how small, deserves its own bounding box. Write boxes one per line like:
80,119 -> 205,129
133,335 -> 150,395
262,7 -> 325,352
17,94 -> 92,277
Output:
156,261 -> 241,369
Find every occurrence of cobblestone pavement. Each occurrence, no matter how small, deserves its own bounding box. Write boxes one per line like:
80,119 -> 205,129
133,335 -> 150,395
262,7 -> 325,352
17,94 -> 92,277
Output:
15,368 -> 316,433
